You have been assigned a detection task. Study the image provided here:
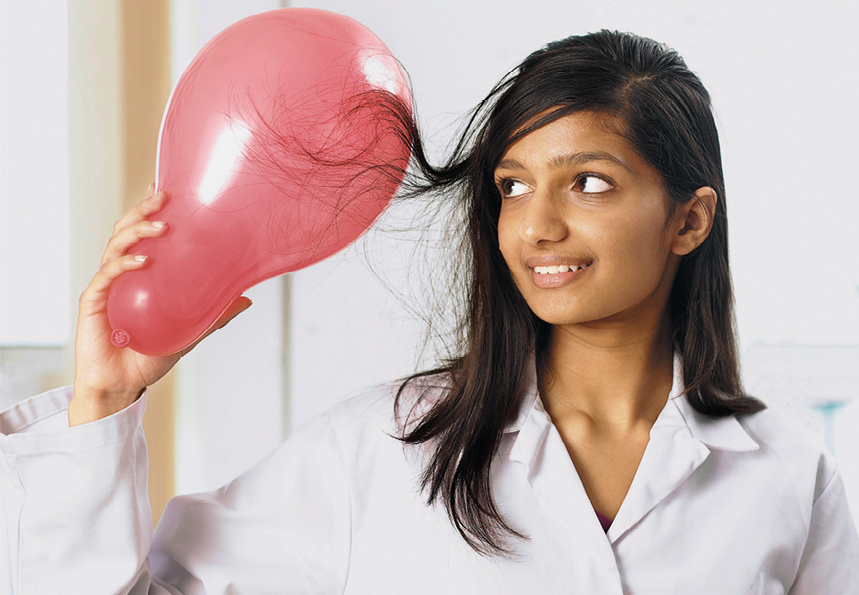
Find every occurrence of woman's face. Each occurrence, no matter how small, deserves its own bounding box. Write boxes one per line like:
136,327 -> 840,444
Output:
495,110 -> 684,331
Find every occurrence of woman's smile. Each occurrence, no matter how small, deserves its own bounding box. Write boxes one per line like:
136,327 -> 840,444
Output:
529,261 -> 592,288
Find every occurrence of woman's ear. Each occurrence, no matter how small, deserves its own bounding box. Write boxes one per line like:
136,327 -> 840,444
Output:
671,186 -> 717,256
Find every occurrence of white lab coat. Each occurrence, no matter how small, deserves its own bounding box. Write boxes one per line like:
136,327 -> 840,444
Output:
1,357 -> 858,594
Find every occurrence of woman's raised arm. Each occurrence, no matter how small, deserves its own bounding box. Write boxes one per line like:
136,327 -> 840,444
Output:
69,183 -> 251,425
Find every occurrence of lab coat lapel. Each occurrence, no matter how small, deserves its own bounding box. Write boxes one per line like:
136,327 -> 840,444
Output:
521,409 -> 625,594
605,354 -> 760,544
606,395 -> 711,543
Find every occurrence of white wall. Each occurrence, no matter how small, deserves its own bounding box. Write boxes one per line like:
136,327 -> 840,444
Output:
0,0 -> 123,410
0,0 -> 70,346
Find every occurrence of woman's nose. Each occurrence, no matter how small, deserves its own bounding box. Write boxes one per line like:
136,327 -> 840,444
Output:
518,190 -> 567,245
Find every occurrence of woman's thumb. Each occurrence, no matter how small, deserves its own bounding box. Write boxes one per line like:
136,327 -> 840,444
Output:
175,296 -> 253,358
220,296 -> 253,326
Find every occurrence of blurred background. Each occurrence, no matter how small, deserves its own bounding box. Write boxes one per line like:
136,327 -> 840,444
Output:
1,0 -> 857,525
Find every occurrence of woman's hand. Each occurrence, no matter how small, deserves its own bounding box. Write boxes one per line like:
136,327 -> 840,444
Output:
69,184 -> 252,426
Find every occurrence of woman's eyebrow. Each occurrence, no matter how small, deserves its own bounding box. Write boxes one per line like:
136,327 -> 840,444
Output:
495,151 -> 632,173
551,150 -> 632,172
494,158 -> 526,172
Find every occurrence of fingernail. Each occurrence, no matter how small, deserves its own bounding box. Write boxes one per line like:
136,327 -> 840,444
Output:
134,255 -> 148,262
152,221 -> 166,229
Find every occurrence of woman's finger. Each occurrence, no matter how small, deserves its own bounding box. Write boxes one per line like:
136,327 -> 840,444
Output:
175,297 -> 253,359
110,190 -> 168,238
101,219 -> 169,267
80,253 -> 150,315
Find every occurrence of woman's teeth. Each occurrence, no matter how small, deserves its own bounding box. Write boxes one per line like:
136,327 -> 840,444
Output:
533,264 -> 590,274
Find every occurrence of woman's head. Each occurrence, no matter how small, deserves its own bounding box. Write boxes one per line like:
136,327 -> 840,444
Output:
456,31 -> 749,407
478,34 -> 719,313
399,30 -> 765,557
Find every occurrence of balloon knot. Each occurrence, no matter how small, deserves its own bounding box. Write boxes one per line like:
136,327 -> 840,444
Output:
110,329 -> 131,348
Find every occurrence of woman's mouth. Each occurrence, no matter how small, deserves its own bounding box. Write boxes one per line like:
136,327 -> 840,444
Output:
529,262 -> 592,288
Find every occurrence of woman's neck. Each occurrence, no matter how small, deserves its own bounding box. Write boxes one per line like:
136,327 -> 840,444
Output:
539,312 -> 675,436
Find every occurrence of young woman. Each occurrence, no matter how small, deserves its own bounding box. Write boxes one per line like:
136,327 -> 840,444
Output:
2,30 -> 857,594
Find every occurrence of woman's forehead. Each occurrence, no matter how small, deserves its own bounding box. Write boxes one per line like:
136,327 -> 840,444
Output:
498,110 -> 635,167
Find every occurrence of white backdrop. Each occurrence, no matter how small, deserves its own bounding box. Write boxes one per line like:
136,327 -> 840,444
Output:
0,1 -> 70,346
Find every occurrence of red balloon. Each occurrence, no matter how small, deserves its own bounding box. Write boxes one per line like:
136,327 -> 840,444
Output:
107,8 -> 412,355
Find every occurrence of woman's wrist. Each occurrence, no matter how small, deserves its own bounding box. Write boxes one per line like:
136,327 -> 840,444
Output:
68,385 -> 145,426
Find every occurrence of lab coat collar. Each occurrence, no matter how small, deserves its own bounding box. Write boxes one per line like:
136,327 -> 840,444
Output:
667,360 -> 760,453
503,351 -> 542,436
609,358 -> 758,541
505,352 -> 760,468
504,352 -> 760,548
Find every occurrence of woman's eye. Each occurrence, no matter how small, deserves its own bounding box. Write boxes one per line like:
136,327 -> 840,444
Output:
574,175 -> 612,194
500,179 -> 531,198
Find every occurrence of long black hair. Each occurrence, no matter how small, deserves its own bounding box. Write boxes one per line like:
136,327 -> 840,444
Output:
391,30 -> 766,556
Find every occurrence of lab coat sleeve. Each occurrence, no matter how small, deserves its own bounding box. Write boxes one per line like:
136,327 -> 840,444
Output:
0,386 -> 352,595
148,405 -> 353,593
788,466 -> 859,594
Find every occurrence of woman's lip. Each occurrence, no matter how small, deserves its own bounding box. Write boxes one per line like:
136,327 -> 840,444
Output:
529,264 -> 590,288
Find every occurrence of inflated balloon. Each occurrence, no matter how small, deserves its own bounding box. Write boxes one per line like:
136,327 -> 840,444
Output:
107,8 -> 412,355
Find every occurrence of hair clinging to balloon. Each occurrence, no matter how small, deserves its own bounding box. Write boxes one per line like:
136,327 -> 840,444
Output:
234,83 -> 414,262
393,30 -> 766,557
